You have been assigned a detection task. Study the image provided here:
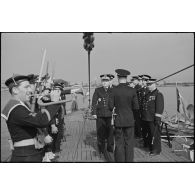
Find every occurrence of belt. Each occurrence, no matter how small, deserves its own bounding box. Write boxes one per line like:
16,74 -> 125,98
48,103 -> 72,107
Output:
14,138 -> 35,147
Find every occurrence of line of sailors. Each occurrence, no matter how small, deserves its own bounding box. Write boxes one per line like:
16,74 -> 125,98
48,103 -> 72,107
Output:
91,70 -> 164,162
1,74 -> 83,162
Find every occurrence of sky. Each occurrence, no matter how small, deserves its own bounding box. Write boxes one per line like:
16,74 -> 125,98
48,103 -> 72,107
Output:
1,33 -> 194,84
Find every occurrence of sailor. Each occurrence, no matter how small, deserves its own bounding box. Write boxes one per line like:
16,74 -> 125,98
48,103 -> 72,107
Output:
71,92 -> 78,112
27,74 -> 54,161
91,74 -> 114,154
1,74 -> 61,162
58,83 -> 84,142
60,83 -> 67,115
38,86 -> 58,161
51,82 -> 84,152
141,78 -> 164,155
108,69 -> 139,162
50,82 -> 66,155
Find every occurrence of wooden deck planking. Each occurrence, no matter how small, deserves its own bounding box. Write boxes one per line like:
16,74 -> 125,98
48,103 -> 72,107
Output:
58,110 -> 190,162
59,111 -> 104,162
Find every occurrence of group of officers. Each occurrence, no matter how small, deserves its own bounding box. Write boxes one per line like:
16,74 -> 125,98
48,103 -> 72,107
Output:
1,74 -> 83,162
1,68 -> 164,162
91,69 -> 164,162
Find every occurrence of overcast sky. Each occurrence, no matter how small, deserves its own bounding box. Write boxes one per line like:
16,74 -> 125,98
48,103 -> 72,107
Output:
1,33 -> 194,83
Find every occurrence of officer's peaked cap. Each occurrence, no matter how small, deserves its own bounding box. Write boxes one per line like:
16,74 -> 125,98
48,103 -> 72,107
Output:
141,75 -> 151,80
147,78 -> 157,84
100,74 -> 111,81
132,76 -> 139,80
115,69 -> 130,77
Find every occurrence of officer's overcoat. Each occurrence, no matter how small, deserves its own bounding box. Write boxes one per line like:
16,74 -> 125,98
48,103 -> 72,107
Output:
109,83 -> 139,127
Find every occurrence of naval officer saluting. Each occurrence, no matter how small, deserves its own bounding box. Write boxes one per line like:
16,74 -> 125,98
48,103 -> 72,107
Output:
1,74 -> 61,162
109,69 -> 139,162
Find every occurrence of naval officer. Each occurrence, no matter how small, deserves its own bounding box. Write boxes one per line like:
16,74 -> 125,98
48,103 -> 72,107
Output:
91,74 -> 114,154
109,69 -> 139,162
141,78 -> 164,155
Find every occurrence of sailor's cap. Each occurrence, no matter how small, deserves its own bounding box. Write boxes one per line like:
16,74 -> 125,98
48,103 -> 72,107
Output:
115,69 -> 130,77
5,74 -> 31,89
53,82 -> 64,90
27,74 -> 39,84
100,74 -> 111,81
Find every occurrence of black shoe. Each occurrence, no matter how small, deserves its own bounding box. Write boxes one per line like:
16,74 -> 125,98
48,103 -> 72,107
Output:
98,144 -> 105,154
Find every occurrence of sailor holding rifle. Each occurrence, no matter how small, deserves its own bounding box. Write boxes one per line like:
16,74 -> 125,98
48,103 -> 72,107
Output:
1,74 -> 61,162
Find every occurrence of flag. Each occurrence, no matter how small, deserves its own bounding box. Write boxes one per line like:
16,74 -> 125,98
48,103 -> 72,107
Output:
176,87 -> 188,121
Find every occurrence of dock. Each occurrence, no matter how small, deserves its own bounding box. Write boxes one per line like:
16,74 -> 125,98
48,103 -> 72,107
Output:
58,110 -> 191,162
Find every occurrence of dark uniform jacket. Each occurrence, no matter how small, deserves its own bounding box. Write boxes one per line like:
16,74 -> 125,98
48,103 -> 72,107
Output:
91,87 -> 112,117
136,86 -> 148,111
141,88 -> 164,121
108,83 -> 139,127
1,99 -> 60,143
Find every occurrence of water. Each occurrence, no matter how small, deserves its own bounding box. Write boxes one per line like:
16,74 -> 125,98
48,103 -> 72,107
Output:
1,86 -> 194,161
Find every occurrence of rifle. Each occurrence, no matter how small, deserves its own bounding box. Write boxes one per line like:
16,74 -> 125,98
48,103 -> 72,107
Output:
31,49 -> 47,112
37,98 -> 72,107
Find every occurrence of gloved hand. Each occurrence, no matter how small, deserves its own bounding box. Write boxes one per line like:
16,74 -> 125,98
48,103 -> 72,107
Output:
44,135 -> 53,144
154,116 -> 161,126
51,124 -> 58,134
55,118 -> 59,126
92,115 -> 97,119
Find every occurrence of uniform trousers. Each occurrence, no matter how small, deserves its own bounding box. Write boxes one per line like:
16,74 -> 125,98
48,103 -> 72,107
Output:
133,110 -> 142,138
11,145 -> 43,162
96,117 -> 114,153
50,119 -> 65,153
114,127 -> 134,162
142,120 -> 161,153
